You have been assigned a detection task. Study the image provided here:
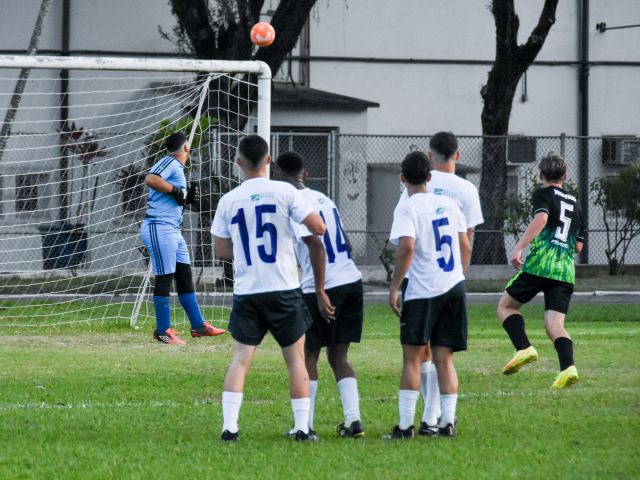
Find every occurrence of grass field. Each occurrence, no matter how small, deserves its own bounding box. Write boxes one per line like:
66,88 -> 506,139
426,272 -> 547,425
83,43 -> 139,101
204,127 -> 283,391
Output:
1,304 -> 639,479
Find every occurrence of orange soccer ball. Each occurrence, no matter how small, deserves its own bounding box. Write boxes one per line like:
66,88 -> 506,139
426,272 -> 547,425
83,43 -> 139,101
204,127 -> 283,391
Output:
250,22 -> 276,47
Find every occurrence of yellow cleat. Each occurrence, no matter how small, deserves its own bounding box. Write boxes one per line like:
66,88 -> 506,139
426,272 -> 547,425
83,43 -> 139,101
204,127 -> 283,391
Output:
551,365 -> 579,389
502,346 -> 538,375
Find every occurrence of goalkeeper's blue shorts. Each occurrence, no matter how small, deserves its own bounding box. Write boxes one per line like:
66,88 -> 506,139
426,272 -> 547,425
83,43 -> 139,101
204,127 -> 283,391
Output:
140,221 -> 190,276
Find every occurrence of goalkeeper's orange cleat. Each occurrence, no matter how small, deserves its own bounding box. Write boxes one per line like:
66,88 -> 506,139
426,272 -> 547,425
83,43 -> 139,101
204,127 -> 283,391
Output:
191,322 -> 226,338
153,328 -> 186,345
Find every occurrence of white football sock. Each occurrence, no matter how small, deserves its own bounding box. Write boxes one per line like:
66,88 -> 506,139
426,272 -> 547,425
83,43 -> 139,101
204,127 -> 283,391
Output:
419,361 -> 430,400
337,377 -> 361,425
291,397 -> 310,434
422,361 -> 441,425
439,394 -> 458,428
221,391 -> 243,433
398,389 -> 419,430
308,380 -> 318,430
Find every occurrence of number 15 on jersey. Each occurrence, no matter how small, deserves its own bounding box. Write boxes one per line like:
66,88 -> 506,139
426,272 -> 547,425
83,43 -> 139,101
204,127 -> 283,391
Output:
231,204 -> 278,265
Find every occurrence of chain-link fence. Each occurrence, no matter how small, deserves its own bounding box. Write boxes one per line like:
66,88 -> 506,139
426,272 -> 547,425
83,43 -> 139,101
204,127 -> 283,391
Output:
336,134 -> 640,271
2,129 -> 639,273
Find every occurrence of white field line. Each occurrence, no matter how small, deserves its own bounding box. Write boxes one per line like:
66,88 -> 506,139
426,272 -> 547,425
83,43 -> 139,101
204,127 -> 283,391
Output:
3,386 -> 637,412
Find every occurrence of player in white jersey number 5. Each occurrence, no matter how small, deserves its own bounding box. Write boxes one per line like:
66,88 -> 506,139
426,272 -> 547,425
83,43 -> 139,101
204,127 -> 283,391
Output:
276,152 -> 365,440
385,152 -> 471,439
211,135 -> 326,442
398,132 -> 483,435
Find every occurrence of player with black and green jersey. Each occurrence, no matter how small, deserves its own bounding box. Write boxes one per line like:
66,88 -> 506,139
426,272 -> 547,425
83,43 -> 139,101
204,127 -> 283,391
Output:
521,185 -> 583,284
497,153 -> 584,389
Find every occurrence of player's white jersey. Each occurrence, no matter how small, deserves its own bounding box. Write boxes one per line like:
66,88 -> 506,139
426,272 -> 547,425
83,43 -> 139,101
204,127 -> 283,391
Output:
293,188 -> 362,294
211,177 -> 314,295
399,170 -> 484,229
390,192 -> 466,300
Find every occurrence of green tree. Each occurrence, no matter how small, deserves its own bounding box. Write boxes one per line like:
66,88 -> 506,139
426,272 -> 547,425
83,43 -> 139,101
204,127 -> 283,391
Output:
590,166 -> 640,275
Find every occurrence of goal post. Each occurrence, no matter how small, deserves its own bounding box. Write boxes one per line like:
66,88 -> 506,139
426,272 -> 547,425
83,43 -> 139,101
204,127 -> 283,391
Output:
0,54 -> 271,328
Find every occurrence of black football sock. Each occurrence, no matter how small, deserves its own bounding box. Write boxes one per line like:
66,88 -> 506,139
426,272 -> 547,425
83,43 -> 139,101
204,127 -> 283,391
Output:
502,314 -> 532,351
554,337 -> 574,371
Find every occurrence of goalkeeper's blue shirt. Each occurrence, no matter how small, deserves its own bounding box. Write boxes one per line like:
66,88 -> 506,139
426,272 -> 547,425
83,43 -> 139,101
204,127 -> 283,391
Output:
145,155 -> 186,228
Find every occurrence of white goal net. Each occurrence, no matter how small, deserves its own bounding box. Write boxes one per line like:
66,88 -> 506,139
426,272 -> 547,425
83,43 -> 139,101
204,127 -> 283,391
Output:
0,55 -> 271,328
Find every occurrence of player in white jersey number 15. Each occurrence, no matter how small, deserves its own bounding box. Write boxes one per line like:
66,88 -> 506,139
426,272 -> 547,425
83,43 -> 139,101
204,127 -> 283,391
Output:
211,135 -> 326,442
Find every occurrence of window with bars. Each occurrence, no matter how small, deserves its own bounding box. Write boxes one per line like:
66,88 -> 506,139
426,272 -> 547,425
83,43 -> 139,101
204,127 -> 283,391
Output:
15,174 -> 38,212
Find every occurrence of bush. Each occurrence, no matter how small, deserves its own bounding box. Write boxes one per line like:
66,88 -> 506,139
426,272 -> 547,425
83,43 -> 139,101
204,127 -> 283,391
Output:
591,165 -> 640,275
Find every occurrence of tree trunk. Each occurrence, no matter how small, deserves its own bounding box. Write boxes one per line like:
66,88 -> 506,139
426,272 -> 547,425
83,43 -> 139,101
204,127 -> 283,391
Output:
473,0 -> 558,264
473,70 -> 520,264
474,137 -> 509,264
0,0 -> 52,164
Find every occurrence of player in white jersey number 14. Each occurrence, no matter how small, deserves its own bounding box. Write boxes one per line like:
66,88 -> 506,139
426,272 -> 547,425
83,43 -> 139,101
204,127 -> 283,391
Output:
211,135 -> 326,442
275,151 -> 365,440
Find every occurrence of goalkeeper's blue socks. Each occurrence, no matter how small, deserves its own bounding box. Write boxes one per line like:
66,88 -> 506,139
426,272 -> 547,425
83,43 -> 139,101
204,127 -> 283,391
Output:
178,293 -> 205,329
153,296 -> 171,331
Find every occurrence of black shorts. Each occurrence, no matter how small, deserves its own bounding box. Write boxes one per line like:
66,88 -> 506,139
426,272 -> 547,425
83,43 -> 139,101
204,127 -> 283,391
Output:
229,288 -> 312,348
400,281 -> 467,351
505,271 -> 574,314
304,280 -> 364,349
401,278 -> 409,300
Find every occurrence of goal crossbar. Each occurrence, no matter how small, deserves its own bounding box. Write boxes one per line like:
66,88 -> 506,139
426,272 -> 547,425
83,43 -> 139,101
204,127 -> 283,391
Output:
0,55 -> 271,78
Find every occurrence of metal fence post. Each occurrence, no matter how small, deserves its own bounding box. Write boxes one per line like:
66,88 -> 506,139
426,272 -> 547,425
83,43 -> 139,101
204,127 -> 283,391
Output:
579,136 -> 590,264
560,132 -> 566,158
329,130 -> 337,199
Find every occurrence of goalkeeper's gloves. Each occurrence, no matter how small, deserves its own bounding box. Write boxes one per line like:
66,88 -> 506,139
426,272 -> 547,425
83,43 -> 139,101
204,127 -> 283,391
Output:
169,185 -> 187,206
186,182 -> 200,205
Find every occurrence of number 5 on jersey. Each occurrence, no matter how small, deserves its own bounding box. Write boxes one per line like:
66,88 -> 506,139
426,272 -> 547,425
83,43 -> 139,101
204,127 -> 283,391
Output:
555,201 -> 574,242
231,204 -> 277,265
432,217 -> 454,272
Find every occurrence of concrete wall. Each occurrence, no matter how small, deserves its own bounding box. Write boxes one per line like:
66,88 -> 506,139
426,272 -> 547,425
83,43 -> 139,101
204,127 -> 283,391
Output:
271,108 -> 367,134
2,0 -> 638,137
308,0 -> 639,136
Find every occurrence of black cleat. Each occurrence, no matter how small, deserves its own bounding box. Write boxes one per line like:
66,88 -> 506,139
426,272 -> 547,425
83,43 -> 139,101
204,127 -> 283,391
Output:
221,429 -> 239,442
438,423 -> 457,438
293,430 -> 317,442
284,428 -> 318,441
382,425 -> 415,440
337,420 -> 365,438
418,422 -> 439,437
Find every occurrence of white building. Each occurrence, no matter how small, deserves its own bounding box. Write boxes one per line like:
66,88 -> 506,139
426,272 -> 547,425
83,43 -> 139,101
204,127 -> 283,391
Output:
0,0 -> 639,270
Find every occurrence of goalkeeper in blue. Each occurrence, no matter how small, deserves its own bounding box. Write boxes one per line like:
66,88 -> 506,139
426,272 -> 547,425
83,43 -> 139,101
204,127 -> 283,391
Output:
141,132 -> 226,344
